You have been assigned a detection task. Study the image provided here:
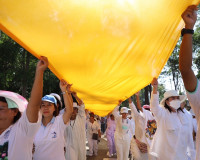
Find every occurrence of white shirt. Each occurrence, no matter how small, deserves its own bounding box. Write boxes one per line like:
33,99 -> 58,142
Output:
129,102 -> 156,147
33,115 -> 69,160
129,118 -> 135,139
65,104 -> 86,160
112,106 -> 132,140
174,109 -> 196,160
0,110 -> 41,160
86,120 -> 100,138
150,92 -> 182,160
187,79 -> 200,160
193,118 -> 197,133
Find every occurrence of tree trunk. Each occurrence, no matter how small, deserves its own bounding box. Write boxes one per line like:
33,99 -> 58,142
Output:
21,50 -> 29,98
144,85 -> 150,105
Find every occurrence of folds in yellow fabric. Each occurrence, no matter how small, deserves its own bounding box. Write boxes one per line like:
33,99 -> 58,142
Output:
0,0 -> 199,116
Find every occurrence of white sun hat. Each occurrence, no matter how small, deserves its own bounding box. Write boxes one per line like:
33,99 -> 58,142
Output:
160,90 -> 186,106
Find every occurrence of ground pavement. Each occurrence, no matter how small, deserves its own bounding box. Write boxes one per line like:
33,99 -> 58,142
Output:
86,135 -> 117,160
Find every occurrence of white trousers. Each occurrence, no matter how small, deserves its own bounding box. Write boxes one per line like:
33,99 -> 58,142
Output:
114,134 -> 130,160
88,137 -> 98,156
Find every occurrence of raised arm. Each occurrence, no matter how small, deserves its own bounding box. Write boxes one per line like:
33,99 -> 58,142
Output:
128,97 -> 139,117
26,56 -> 48,123
150,78 -> 163,119
72,91 -> 83,106
135,91 -> 143,112
112,100 -> 122,119
179,5 -> 198,92
60,79 -> 73,124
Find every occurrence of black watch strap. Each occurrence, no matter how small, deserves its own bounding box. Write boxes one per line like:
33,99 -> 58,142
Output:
181,28 -> 194,36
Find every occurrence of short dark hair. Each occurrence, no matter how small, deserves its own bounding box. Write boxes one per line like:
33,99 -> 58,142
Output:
0,96 -> 7,103
0,96 -> 21,123
53,104 -> 59,117
11,108 -> 21,123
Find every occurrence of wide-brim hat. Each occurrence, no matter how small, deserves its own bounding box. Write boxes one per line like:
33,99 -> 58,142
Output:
160,90 -> 186,105
0,90 -> 28,112
120,107 -> 128,114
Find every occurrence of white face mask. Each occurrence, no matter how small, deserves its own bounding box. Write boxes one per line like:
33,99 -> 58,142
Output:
169,100 -> 181,110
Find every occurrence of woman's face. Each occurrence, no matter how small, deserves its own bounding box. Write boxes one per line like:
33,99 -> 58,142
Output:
110,115 -> 115,120
0,101 -> 17,128
41,101 -> 55,117
121,113 -> 128,119
166,96 -> 179,106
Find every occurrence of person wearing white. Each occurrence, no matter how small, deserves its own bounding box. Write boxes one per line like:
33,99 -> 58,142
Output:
190,109 -> 197,135
179,5 -> 200,160
180,101 -> 196,160
65,92 -> 86,160
150,78 -> 194,160
113,101 -> 132,160
127,109 -> 135,139
106,113 -> 116,157
129,92 -> 156,160
33,80 -> 73,160
86,115 -> 101,156
0,57 -> 48,160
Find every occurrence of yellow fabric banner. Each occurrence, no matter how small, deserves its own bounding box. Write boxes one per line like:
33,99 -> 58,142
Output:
0,0 -> 199,116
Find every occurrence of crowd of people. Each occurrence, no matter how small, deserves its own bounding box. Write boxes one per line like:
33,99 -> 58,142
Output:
0,5 -> 199,160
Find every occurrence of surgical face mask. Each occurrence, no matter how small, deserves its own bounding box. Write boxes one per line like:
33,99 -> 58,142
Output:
169,100 -> 181,110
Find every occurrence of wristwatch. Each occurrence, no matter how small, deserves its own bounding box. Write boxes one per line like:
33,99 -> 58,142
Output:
181,28 -> 194,36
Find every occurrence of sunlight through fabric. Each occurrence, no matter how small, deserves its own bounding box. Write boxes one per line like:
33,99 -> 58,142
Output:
0,0 -> 199,116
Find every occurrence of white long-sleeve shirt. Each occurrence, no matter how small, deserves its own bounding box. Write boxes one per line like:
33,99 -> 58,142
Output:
129,102 -> 156,148
112,106 -> 132,140
174,109 -> 196,160
150,92 -> 182,160
150,92 -> 195,160
187,79 -> 200,160
65,104 -> 86,160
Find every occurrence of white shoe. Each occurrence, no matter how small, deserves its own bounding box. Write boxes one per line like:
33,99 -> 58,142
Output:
107,152 -> 113,157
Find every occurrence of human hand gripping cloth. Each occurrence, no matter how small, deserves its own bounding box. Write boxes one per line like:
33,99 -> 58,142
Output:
0,0 -> 199,116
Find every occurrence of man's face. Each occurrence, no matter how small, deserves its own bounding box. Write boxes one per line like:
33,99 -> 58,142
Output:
90,116 -> 95,123
0,101 -> 17,129
70,108 -> 78,120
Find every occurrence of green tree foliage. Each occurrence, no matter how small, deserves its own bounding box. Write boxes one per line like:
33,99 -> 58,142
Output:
0,32 -> 60,99
193,11 -> 200,78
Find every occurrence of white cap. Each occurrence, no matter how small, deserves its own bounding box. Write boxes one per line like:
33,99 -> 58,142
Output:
120,107 -> 128,114
73,102 -> 78,108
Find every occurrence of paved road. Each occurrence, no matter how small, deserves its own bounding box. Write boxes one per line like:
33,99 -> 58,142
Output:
86,136 -> 117,160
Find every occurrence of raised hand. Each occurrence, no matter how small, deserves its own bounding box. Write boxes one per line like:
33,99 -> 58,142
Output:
118,100 -> 123,106
181,5 -> 198,29
135,91 -> 140,96
151,78 -> 158,94
36,56 -> 49,73
59,79 -> 72,93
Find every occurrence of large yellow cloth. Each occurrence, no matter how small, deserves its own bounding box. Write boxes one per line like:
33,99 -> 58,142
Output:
0,0 -> 199,116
